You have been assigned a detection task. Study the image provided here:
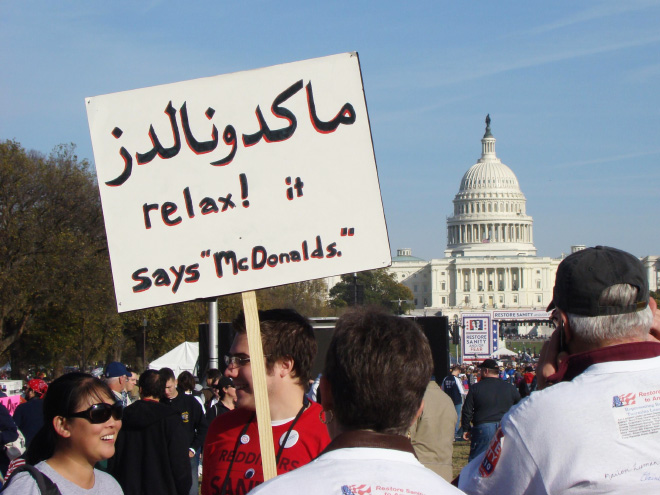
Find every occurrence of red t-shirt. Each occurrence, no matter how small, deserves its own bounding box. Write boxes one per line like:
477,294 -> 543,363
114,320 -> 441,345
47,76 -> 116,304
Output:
202,401 -> 330,495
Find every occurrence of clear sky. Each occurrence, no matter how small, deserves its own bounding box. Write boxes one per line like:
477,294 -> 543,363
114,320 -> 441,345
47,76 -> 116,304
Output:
2,1 -> 658,261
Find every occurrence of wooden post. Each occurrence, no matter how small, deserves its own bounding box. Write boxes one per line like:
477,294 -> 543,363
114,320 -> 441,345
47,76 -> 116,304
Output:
241,290 -> 278,480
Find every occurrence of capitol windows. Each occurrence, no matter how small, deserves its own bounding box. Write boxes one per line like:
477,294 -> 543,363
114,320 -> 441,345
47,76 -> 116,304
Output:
513,295 -> 518,303
414,285 -> 418,292
536,280 -> 541,289
464,295 -> 470,304
442,297 -> 446,304
537,295 -> 542,303
499,296 -> 504,303
479,296 -> 484,304
441,282 -> 446,290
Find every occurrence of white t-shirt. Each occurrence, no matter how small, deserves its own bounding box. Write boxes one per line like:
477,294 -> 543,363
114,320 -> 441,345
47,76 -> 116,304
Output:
250,446 -> 464,495
3,461 -> 124,495
459,354 -> 660,495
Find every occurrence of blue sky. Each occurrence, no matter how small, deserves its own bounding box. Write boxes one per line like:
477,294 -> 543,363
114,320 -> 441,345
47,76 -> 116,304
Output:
2,1 -> 658,261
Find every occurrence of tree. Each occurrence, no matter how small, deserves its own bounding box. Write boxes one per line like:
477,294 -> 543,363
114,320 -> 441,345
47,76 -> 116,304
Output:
0,141 -> 115,375
329,269 -> 414,314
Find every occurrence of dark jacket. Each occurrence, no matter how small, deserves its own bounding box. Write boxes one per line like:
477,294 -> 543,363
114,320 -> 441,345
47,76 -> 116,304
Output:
205,400 -> 231,423
440,374 -> 463,405
461,376 -> 521,431
108,399 -> 192,495
13,398 -> 44,447
162,389 -> 208,454
0,403 -> 18,476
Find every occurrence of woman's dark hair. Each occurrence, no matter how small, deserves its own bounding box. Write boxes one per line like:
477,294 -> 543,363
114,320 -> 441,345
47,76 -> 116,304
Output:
26,372 -> 115,465
324,307 -> 433,435
177,371 -> 196,393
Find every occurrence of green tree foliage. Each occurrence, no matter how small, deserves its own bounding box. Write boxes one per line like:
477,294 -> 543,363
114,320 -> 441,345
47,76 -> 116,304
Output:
0,141 -> 117,372
214,279 -> 332,326
329,268 -> 414,314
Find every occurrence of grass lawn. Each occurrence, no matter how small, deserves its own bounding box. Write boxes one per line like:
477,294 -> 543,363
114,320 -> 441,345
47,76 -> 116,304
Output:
452,439 -> 471,479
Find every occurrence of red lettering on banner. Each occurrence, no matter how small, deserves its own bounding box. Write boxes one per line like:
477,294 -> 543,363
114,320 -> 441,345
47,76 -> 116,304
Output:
479,428 -> 504,477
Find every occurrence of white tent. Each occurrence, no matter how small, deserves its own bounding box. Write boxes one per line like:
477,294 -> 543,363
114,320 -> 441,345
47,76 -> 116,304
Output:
492,346 -> 517,358
149,342 -> 199,377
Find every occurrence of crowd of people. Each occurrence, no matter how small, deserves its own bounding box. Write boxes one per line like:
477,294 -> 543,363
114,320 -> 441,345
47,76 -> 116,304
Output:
0,245 -> 658,494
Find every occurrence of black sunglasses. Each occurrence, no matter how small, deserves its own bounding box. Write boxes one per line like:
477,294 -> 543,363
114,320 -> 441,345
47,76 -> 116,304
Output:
68,402 -> 123,424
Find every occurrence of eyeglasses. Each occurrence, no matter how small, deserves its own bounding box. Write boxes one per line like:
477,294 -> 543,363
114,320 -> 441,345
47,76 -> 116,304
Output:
68,402 -> 123,424
224,354 -> 251,368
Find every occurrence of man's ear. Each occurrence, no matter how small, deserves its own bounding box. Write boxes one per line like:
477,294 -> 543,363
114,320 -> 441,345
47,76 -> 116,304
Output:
648,297 -> 660,343
53,416 -> 71,438
558,310 -> 571,344
272,356 -> 295,379
415,400 -> 424,421
319,376 -> 333,410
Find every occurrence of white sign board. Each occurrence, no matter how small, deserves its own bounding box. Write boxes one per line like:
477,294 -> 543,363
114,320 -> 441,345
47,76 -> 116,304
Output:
461,313 -> 493,363
492,310 -> 551,321
86,53 -> 391,312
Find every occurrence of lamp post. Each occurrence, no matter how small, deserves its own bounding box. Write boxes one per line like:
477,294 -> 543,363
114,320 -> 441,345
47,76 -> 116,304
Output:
142,317 -> 148,371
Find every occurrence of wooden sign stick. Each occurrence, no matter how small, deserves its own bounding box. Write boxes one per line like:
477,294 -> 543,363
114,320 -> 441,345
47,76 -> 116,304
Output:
241,290 -> 278,480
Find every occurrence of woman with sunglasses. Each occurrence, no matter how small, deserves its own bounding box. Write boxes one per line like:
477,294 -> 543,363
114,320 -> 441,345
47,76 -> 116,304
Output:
3,372 -> 124,494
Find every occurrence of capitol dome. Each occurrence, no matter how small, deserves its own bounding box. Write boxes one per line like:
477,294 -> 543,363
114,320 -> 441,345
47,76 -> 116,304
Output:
445,116 -> 537,258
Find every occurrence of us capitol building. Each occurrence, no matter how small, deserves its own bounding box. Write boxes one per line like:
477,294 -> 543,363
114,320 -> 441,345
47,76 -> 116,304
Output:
385,116 -> 659,334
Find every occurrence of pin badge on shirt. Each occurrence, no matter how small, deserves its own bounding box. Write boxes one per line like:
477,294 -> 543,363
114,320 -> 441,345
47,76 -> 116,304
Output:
279,430 -> 299,448
240,434 -> 250,444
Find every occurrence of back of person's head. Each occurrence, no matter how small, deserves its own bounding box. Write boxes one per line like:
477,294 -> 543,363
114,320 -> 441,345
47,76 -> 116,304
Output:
206,368 -> 221,383
177,371 -> 196,392
324,307 -> 433,436
549,246 -> 653,344
27,372 -> 115,465
158,367 -> 176,383
233,308 -> 317,385
140,369 -> 165,399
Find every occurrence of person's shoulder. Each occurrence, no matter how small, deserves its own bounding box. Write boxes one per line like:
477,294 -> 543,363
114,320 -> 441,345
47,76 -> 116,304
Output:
250,454 -> 463,495
94,467 -> 124,492
2,470 -> 39,495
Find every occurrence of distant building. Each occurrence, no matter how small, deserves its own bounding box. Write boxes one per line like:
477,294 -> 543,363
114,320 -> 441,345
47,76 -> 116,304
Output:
385,117 -> 659,335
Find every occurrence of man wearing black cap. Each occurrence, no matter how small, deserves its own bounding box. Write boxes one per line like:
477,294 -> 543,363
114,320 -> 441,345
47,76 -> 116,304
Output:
205,376 -> 236,422
459,246 -> 660,494
460,358 -> 520,461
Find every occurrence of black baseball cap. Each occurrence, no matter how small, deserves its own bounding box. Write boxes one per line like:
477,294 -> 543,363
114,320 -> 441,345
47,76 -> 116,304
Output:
213,376 -> 234,390
547,246 -> 648,316
478,359 -> 499,370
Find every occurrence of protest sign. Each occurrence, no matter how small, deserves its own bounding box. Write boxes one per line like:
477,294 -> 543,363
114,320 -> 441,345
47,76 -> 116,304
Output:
0,395 -> 21,415
461,313 -> 493,363
86,52 -> 391,312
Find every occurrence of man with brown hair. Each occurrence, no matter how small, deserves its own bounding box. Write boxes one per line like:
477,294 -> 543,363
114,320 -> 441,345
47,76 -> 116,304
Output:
250,307 -> 463,494
201,309 -> 330,495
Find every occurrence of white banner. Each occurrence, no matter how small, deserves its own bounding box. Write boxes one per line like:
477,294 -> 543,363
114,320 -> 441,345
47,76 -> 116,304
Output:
492,310 -> 551,320
461,313 -> 493,363
86,53 -> 390,312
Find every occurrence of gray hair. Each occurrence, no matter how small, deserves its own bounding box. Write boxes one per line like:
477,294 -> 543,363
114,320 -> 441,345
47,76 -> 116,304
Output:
567,284 -> 653,344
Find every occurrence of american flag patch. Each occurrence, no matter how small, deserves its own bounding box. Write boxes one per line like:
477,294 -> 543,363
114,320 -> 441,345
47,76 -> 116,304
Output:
479,428 -> 504,477
612,393 -> 636,407
341,485 -> 371,495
